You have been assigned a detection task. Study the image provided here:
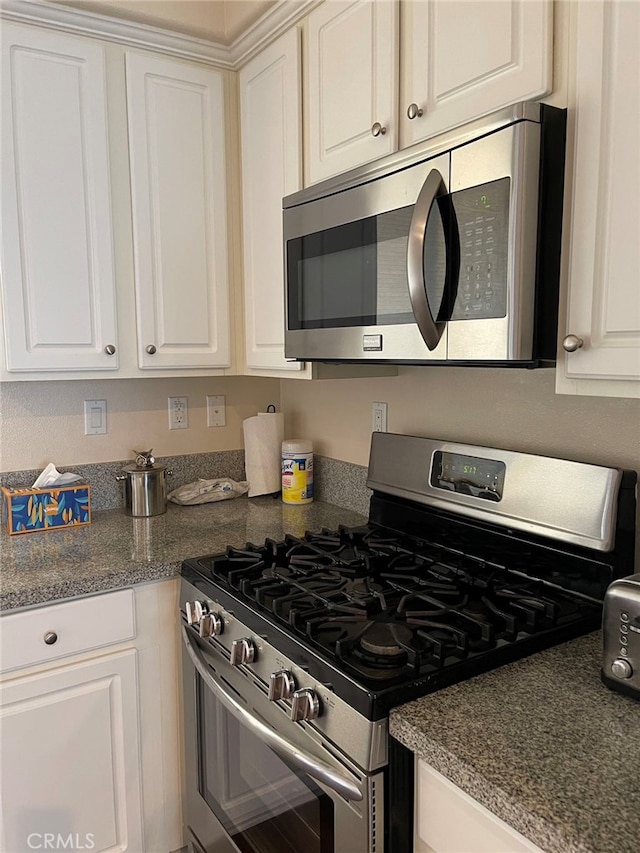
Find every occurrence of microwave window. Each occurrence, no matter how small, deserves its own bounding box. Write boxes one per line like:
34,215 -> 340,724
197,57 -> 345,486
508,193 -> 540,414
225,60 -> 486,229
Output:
287,206 -> 415,330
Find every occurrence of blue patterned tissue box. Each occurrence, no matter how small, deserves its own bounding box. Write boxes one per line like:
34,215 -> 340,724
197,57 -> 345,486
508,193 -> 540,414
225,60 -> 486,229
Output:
2,482 -> 91,535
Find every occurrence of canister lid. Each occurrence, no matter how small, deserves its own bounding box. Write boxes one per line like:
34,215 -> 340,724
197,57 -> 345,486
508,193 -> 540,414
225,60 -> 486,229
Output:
121,462 -> 166,476
282,439 -> 313,453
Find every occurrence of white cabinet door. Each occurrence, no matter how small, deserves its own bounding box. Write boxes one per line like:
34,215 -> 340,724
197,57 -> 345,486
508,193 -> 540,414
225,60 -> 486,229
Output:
305,0 -> 399,184
126,52 -> 231,370
240,29 -> 305,374
0,649 -> 144,852
401,0 -> 553,149
0,23 -> 118,372
416,761 -> 544,853
558,0 -> 640,397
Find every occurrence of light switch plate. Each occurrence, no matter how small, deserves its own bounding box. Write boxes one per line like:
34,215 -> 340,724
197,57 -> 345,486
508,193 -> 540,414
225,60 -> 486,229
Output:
84,399 -> 107,435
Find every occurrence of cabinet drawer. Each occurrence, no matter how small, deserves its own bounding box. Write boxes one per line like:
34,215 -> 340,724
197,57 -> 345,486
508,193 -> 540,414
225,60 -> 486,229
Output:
416,760 -> 544,853
0,588 -> 135,673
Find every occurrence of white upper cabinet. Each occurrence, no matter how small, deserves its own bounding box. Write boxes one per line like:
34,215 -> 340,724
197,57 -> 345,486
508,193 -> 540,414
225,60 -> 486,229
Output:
0,23 -> 118,372
401,0 -> 553,149
305,0 -> 399,184
126,53 -> 231,370
557,0 -> 640,398
305,0 -> 552,183
239,28 -> 305,374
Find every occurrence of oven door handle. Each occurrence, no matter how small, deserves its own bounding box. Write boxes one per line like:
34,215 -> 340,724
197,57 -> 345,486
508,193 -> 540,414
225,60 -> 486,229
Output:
182,627 -> 364,802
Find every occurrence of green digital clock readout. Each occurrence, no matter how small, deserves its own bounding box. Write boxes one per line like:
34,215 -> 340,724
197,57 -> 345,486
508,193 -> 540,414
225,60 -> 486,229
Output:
431,451 -> 506,501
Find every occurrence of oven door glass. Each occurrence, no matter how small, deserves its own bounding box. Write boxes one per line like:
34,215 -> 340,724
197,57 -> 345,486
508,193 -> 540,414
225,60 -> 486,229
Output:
287,206 -> 417,330
196,675 -> 334,853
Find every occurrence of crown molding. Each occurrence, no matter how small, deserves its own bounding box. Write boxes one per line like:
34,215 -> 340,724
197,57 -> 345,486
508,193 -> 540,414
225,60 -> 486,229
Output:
229,0 -> 321,68
0,0 -> 320,69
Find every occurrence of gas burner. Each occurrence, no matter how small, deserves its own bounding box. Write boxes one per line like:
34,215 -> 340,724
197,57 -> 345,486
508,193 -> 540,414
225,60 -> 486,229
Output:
359,623 -> 413,657
261,565 -> 297,581
343,620 -> 415,673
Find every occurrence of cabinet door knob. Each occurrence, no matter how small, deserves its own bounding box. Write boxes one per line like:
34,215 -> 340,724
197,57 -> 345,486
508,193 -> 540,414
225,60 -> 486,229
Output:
407,103 -> 423,120
44,631 -> 58,645
104,344 -> 116,356
146,344 -> 157,355
563,334 -> 584,353
371,122 -> 387,137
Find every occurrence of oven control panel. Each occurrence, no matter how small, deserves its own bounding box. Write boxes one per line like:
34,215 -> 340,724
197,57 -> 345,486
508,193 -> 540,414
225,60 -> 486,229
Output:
430,450 -> 506,501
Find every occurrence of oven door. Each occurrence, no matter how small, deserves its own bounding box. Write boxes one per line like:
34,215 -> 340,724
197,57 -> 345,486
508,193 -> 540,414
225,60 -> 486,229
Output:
181,626 -> 380,853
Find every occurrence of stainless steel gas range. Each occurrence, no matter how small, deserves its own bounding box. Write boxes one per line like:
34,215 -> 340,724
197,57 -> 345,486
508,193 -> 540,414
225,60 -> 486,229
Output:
179,433 -> 636,853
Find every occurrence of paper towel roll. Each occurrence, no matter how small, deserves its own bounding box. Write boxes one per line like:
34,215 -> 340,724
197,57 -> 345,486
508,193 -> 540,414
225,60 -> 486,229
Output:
243,411 -> 284,497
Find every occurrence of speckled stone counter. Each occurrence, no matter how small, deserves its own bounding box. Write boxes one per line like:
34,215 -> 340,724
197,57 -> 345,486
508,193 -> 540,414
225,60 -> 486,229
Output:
0,497 -> 367,612
390,632 -> 640,853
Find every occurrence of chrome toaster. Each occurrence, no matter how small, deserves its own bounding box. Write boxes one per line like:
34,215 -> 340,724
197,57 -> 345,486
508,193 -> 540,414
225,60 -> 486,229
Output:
602,573 -> 640,700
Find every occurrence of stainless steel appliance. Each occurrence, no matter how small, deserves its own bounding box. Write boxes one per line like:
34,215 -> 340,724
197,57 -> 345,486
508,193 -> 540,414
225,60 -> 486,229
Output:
602,574 -> 640,700
283,103 -> 566,365
180,434 -> 636,852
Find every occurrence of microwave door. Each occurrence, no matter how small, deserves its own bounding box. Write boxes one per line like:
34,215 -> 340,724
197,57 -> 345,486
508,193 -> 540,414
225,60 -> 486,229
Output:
407,169 -> 458,350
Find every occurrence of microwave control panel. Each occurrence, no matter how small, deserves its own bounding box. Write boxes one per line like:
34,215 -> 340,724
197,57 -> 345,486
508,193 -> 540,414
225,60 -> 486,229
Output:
450,177 -> 510,321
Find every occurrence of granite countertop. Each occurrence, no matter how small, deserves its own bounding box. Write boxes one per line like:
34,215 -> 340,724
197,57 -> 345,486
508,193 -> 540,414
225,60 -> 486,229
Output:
4,499 -> 638,853
391,631 -> 640,853
0,496 -> 367,612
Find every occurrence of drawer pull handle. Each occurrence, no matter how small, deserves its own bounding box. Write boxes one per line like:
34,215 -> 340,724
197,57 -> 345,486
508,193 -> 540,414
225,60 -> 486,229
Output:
44,631 -> 58,645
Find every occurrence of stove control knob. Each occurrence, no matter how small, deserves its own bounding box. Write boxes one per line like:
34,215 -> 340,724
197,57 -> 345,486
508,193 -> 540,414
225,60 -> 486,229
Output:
199,612 -> 223,639
291,688 -> 321,723
611,658 -> 633,679
186,601 -> 205,626
230,638 -> 255,666
268,670 -> 296,701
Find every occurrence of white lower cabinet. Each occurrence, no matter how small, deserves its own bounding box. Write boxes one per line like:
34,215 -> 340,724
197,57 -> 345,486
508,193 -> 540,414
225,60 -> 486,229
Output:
1,649 -> 144,852
0,581 -> 183,853
557,0 -> 640,398
415,761 -> 544,853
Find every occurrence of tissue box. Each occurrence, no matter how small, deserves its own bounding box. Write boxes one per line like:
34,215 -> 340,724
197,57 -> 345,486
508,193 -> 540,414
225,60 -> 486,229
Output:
2,482 -> 91,535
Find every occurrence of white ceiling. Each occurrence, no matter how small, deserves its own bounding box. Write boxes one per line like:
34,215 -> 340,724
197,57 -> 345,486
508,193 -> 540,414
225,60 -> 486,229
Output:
49,0 -> 279,44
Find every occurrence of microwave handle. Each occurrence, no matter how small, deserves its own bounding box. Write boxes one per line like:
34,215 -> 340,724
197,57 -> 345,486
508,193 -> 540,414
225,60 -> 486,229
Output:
407,168 -> 449,350
182,626 -> 364,802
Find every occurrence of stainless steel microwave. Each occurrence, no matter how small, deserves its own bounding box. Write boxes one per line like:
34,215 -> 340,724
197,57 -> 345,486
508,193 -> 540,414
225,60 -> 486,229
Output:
283,103 -> 566,366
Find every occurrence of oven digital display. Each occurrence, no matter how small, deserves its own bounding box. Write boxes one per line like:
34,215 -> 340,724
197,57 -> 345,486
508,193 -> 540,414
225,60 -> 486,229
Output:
430,451 -> 506,501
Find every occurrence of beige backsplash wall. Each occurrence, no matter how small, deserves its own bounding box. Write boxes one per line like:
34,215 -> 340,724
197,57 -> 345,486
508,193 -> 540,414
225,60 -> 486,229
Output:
280,367 -> 640,474
0,376 -> 280,471
2,367 -> 639,491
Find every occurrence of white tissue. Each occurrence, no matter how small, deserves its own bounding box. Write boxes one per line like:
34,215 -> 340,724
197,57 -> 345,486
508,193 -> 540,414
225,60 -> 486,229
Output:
243,412 -> 285,497
32,463 -> 82,489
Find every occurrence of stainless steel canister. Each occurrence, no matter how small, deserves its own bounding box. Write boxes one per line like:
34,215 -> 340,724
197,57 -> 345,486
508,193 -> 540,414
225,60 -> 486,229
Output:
116,450 -> 171,517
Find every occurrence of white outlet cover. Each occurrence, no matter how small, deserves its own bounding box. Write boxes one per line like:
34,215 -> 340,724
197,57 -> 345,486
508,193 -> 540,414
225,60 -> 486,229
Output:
168,396 -> 189,430
372,401 -> 388,433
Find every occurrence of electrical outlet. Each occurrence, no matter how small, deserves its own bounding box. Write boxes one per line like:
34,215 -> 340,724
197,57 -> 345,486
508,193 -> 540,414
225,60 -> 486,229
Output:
372,402 -> 388,433
168,396 -> 188,430
206,395 -> 226,427
84,399 -> 107,435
